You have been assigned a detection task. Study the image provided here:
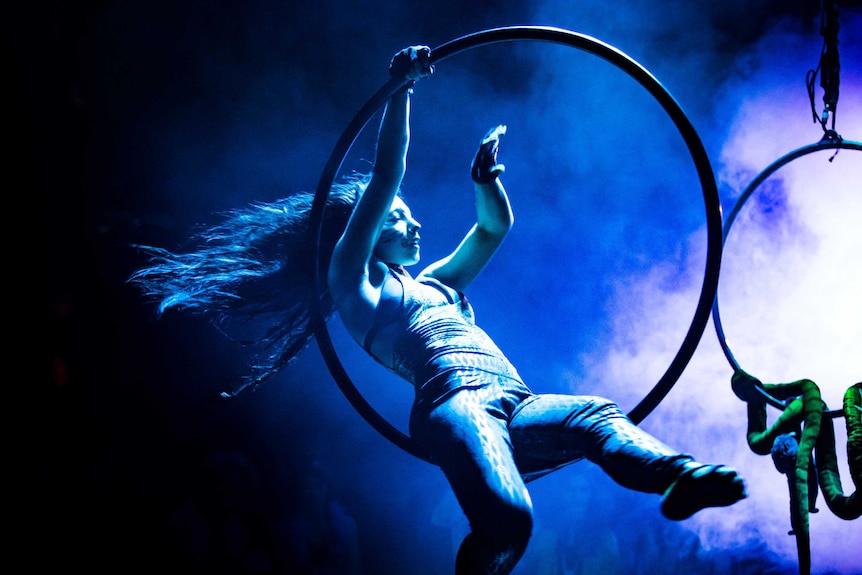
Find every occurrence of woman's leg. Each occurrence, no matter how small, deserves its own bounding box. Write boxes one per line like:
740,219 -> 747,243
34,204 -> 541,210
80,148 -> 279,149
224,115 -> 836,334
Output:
510,394 -> 687,491
411,386 -> 533,575
509,394 -> 746,518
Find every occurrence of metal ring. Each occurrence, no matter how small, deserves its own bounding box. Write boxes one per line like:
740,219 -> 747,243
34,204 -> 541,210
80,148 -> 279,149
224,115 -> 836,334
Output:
308,26 -> 724,462
712,136 -> 862,415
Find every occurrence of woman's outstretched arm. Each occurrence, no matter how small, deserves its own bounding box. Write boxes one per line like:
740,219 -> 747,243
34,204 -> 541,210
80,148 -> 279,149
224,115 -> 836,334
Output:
329,46 -> 433,324
421,125 -> 514,291
331,89 -> 410,278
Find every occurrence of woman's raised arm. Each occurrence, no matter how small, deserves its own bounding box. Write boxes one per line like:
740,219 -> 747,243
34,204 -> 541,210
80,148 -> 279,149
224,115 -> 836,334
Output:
420,125 -> 514,291
329,46 -> 433,296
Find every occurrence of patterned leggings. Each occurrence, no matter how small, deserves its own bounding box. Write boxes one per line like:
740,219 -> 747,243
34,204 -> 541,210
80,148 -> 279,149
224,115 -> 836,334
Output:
409,374 -> 692,575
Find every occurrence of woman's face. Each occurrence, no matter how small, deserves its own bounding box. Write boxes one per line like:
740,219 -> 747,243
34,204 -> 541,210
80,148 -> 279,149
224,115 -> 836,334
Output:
374,195 -> 421,266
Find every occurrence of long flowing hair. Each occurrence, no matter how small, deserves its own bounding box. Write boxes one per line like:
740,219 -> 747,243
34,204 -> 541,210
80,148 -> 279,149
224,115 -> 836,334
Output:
128,175 -> 369,396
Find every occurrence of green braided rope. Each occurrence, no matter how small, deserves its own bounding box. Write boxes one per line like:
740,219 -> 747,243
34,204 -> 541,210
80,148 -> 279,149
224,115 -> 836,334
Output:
731,374 -> 862,575
847,383 -> 862,488
815,383 -> 861,519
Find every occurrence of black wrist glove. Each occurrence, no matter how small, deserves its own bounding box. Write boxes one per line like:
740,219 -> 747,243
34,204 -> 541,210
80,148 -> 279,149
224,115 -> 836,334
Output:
389,45 -> 433,94
471,125 -> 507,184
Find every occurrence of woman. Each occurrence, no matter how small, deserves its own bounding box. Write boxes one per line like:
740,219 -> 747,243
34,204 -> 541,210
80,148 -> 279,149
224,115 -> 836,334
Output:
131,46 -> 747,575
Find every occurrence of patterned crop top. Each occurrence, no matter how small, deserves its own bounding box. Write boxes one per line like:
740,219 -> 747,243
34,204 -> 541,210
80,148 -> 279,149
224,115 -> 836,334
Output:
362,267 -> 523,407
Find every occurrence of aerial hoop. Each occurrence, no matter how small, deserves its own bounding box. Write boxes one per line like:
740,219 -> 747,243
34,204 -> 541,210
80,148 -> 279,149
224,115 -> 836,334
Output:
712,136 -> 862,415
308,26 -> 723,462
